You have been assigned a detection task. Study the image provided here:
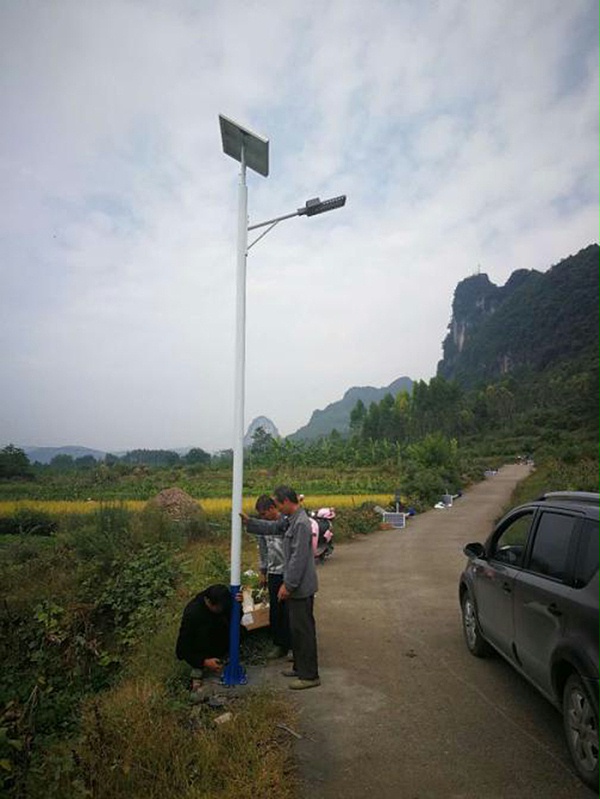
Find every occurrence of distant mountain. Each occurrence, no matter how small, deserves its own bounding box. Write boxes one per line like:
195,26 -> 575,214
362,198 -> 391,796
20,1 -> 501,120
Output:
244,416 -> 280,448
437,244 -> 599,387
289,376 -> 413,441
23,445 -> 107,465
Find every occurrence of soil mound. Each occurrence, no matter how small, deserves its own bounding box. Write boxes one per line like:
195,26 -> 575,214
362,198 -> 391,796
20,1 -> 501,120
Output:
144,487 -> 208,539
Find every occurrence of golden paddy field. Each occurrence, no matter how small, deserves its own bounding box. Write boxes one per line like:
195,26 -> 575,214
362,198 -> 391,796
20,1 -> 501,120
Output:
0,494 -> 392,517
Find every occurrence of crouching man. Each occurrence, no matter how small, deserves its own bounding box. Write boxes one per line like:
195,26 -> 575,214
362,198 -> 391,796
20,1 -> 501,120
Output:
176,583 -> 234,695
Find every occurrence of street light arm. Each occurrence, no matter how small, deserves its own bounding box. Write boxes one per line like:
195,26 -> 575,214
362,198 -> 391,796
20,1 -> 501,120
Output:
247,220 -> 281,251
247,194 -> 347,236
247,210 -> 300,231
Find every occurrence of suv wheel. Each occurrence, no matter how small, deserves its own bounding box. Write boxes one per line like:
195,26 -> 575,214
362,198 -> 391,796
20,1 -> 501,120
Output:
461,590 -> 491,657
563,673 -> 599,790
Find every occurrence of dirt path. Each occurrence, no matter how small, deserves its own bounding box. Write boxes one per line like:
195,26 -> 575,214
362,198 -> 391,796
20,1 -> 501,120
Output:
259,464 -> 595,798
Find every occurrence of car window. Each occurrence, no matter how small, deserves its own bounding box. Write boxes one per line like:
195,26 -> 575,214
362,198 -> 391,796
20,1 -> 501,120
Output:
573,518 -> 599,587
491,511 -> 534,566
527,511 -> 576,581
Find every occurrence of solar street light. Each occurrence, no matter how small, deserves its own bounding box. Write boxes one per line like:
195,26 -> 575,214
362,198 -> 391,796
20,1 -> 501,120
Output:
219,114 -> 346,686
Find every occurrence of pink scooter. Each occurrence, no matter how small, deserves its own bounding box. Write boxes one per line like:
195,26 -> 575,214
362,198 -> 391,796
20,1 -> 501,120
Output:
309,507 -> 335,563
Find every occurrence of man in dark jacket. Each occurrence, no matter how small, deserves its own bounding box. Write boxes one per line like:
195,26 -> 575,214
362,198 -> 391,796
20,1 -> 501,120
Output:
176,584 -> 232,687
242,485 -> 320,690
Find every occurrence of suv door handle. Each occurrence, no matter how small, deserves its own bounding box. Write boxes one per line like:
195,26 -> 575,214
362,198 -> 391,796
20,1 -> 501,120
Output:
547,603 -> 562,617
502,582 -> 512,594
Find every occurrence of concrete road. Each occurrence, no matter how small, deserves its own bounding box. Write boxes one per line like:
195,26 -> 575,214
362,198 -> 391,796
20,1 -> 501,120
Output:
270,465 -> 595,799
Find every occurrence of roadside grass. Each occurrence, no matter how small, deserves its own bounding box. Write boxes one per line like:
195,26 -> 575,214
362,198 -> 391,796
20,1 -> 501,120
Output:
13,538 -> 297,798
68,594 -> 296,799
71,539 -> 298,799
1,492 -> 389,797
70,681 -> 296,799
508,457 -> 599,510
489,457 -> 600,529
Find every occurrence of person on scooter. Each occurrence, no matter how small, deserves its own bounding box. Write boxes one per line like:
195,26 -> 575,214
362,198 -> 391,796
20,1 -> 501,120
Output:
254,494 -> 292,660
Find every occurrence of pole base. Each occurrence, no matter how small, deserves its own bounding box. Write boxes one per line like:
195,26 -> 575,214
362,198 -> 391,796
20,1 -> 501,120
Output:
221,661 -> 247,687
222,583 -> 247,686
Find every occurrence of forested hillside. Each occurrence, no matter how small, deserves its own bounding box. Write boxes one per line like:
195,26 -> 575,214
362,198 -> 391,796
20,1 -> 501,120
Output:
437,244 -> 599,387
289,376 -> 413,440
348,244 -> 599,462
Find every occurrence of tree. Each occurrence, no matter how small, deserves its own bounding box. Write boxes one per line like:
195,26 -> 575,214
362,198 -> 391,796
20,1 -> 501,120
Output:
378,393 -> 396,441
50,454 -> 76,471
121,449 -> 181,467
0,444 -> 33,479
393,391 -> 411,442
362,402 -> 381,440
349,399 -> 367,435
75,455 -> 98,470
185,448 -> 211,466
250,426 -> 274,457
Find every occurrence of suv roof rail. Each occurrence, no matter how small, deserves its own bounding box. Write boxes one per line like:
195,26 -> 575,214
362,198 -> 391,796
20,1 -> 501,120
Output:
538,491 -> 600,505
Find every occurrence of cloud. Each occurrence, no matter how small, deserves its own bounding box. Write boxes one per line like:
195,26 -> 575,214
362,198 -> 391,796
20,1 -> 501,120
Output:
1,0 -> 598,450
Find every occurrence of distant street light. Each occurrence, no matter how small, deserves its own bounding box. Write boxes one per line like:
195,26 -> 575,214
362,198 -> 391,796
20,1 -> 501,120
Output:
219,114 -> 346,686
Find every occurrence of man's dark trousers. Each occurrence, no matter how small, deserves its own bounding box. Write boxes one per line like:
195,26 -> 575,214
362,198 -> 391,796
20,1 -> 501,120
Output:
288,595 -> 319,680
268,573 -> 291,652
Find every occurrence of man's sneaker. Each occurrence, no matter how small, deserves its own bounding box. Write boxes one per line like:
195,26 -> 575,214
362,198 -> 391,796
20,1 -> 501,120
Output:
266,646 -> 287,660
288,678 -> 321,690
281,669 -> 298,678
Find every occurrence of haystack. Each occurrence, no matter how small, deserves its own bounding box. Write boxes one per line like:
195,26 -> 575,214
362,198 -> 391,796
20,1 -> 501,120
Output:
144,487 -> 208,539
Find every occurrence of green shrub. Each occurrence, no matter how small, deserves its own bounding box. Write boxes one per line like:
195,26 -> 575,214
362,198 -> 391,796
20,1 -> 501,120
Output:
402,466 -> 451,509
334,502 -> 381,540
69,503 -> 134,564
136,504 -> 209,546
205,511 -> 231,539
96,545 -> 182,647
0,508 -> 58,537
195,547 -> 231,585
0,532 -> 184,795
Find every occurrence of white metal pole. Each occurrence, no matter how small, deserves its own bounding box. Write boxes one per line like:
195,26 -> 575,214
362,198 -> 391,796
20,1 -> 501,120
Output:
230,142 -> 247,588
222,141 -> 248,687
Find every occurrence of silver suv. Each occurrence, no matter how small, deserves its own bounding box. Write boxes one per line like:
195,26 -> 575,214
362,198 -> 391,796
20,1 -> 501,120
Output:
459,491 -> 599,789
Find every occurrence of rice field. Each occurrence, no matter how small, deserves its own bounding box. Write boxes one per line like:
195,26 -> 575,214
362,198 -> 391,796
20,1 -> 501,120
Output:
0,493 -> 392,517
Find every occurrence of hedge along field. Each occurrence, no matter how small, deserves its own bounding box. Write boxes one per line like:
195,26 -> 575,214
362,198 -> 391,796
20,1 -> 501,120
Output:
0,493 -> 395,517
0,494 -> 391,548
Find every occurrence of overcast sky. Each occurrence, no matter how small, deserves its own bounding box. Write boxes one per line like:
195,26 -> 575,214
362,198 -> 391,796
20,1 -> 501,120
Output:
1,0 -> 598,453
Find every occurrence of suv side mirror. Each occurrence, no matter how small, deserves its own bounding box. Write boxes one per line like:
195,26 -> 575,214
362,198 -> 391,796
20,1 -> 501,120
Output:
463,542 -> 486,559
